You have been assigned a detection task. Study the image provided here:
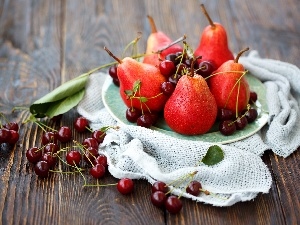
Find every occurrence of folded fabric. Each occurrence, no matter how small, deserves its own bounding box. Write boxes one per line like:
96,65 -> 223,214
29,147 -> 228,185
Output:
77,51 -> 300,206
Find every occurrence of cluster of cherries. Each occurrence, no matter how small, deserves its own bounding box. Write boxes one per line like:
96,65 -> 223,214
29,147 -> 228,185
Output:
25,116 -> 134,195
158,52 -> 215,94
218,92 -> 258,135
108,52 -> 216,129
0,113 -> 19,146
150,178 -> 208,214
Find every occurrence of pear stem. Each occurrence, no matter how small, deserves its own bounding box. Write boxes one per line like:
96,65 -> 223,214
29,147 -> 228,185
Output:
155,35 -> 187,54
104,47 -> 123,64
147,15 -> 157,33
234,47 -> 249,63
190,56 -> 202,77
200,4 -> 215,28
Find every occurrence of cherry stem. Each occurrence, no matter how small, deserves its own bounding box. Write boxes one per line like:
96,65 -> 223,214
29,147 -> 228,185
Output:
223,71 -> 248,110
200,4 -> 215,28
12,106 -> 29,113
74,163 -> 87,185
155,35 -> 187,54
49,170 -> 83,174
83,183 -> 118,187
36,121 -> 57,132
204,70 -> 246,80
122,32 -> 142,58
147,15 -> 157,33
104,47 -> 123,64
234,47 -> 249,63
165,171 -> 197,195
0,112 -> 10,124
190,56 -> 202,77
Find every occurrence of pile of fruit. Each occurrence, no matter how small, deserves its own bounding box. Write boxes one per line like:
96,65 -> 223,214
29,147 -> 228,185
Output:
0,113 -> 19,145
106,4 -> 258,136
1,4 -> 263,216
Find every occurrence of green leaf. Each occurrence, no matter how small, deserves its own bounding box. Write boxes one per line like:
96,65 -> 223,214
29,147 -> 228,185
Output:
133,80 -> 141,93
202,145 -> 224,166
124,90 -> 133,97
29,73 -> 89,118
139,97 -> 148,103
100,126 -> 110,132
45,89 -> 85,118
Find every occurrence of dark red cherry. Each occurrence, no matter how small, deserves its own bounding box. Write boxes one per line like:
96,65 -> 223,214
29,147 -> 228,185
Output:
217,108 -> 234,121
165,53 -> 177,65
197,60 -> 216,78
3,122 -> 19,132
186,180 -> 202,196
8,130 -> 19,144
34,161 -> 50,178
161,81 -> 175,96
83,147 -> 99,164
168,74 -> 182,85
151,191 -> 167,208
126,108 -> 142,123
95,154 -> 108,167
92,130 -> 106,144
41,153 -> 57,168
26,147 -> 42,164
159,60 -> 176,77
0,128 -> 11,143
44,143 -> 59,154
219,120 -> 236,136
235,116 -> 248,130
136,114 -> 153,128
108,65 -> 118,80
112,78 -> 120,87
57,126 -> 72,143
165,195 -> 182,214
74,116 -> 89,133
245,108 -> 258,123
117,178 -> 134,195
249,91 -> 258,103
66,150 -> 82,166
90,164 -> 106,179
41,131 -> 58,145
82,137 -> 99,149
152,181 -> 169,193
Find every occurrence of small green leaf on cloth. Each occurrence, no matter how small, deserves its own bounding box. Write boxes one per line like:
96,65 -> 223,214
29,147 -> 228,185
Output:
202,145 -> 224,166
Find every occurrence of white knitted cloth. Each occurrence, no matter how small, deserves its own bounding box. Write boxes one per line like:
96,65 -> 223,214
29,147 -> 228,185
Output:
77,51 -> 300,206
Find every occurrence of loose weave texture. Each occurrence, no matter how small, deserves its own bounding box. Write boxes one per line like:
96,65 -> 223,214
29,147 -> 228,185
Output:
77,51 -> 300,206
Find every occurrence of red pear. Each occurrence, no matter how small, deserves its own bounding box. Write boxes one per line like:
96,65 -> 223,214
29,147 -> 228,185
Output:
104,47 -> 168,112
164,72 -> 217,135
143,15 -> 183,66
208,48 -> 250,114
194,4 -> 234,69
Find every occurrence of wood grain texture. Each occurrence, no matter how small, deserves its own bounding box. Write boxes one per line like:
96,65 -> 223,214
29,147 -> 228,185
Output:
0,0 -> 300,224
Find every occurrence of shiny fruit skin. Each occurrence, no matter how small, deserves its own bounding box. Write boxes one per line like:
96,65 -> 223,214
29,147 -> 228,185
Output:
164,75 -> 217,135
208,60 -> 250,114
117,178 -> 134,195
151,191 -> 167,208
194,23 -> 234,69
165,196 -> 182,214
118,58 -> 168,112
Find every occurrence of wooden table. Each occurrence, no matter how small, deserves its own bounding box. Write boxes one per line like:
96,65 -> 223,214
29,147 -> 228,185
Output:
1,1 -> 299,224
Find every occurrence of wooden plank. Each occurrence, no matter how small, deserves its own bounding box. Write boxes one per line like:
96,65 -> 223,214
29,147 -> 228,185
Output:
0,1 -> 64,225
270,150 -> 300,225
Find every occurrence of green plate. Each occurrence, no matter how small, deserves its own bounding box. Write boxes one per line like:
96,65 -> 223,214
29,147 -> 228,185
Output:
102,74 -> 269,144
